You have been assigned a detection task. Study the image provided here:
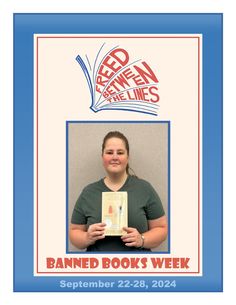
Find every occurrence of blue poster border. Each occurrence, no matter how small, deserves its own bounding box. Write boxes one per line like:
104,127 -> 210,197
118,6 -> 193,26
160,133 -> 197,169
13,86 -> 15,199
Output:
14,13 -> 223,292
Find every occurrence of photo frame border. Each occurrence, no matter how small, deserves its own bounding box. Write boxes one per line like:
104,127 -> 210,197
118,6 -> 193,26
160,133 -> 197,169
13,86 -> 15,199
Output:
65,120 -> 171,255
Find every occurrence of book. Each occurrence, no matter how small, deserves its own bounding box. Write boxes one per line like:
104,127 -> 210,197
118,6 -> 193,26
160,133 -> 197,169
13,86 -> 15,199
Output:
76,43 -> 160,116
102,191 -> 128,236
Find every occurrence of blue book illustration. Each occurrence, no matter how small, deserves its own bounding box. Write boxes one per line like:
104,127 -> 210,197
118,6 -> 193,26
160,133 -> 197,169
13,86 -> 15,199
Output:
76,44 -> 160,116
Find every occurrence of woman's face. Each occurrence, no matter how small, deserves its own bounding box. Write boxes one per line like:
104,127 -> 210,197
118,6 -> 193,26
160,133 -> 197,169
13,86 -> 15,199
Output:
102,137 -> 129,176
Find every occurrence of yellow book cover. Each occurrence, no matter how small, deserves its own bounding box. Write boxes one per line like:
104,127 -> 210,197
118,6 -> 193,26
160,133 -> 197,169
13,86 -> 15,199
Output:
102,192 -> 128,236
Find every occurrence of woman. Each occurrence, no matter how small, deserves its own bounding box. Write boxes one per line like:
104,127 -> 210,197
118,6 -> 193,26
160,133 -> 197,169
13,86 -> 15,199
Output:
69,131 -> 168,251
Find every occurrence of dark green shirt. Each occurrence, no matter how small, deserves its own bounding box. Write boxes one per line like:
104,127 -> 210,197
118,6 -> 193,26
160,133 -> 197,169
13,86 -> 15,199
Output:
71,175 -> 165,251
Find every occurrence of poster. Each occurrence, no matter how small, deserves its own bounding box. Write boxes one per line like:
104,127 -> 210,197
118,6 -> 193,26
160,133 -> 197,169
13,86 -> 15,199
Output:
14,13 -> 223,292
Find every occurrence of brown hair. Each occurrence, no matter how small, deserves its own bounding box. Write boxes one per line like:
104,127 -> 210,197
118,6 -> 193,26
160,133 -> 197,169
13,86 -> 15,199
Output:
102,131 -> 134,175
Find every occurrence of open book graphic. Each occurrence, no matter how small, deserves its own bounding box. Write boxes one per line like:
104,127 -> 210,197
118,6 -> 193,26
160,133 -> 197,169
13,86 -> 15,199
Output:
76,43 -> 160,116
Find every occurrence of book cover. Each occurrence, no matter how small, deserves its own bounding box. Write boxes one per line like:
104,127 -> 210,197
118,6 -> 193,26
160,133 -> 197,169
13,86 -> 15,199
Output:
102,191 -> 128,236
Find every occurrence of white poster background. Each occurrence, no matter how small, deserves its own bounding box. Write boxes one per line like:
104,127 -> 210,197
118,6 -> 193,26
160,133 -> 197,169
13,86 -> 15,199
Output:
34,34 -> 202,275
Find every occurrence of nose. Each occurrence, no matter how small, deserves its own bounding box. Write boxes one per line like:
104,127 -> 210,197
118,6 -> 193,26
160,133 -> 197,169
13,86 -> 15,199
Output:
112,152 -> 118,159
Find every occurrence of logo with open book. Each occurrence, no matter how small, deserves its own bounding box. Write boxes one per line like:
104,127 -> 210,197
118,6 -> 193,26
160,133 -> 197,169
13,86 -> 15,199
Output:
76,44 -> 160,116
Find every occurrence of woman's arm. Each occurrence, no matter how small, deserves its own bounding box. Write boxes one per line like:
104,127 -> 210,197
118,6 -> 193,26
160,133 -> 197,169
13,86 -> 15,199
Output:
142,215 -> 168,248
121,215 -> 168,249
69,223 -> 106,250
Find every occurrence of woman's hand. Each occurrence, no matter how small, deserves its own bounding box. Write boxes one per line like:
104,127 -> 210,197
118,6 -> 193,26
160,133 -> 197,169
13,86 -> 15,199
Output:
86,223 -> 106,246
121,227 -> 143,248
121,216 -> 168,250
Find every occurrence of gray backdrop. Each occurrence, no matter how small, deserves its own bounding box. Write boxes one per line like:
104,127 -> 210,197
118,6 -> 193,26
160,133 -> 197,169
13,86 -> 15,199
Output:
68,122 -> 169,252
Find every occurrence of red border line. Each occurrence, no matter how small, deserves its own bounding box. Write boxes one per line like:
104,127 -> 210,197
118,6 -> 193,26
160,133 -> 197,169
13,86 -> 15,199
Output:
36,271 -> 201,274
36,37 -> 39,274
36,35 -> 201,275
198,36 -> 201,274
36,36 -> 200,39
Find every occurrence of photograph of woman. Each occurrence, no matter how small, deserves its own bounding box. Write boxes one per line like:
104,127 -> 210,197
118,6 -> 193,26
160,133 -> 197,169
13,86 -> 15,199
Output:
69,130 -> 168,252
